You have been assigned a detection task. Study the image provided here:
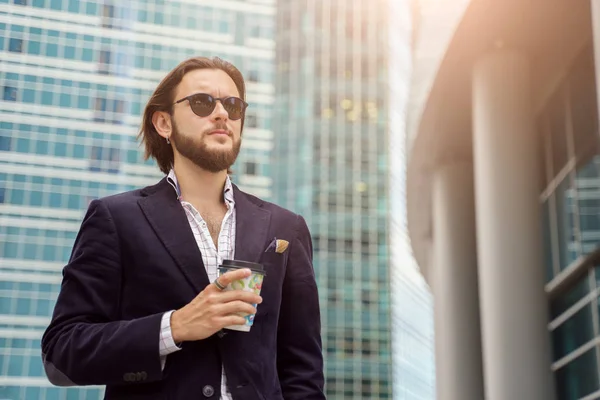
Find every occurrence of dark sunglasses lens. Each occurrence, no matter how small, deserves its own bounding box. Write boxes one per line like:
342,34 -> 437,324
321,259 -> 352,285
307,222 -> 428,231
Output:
222,97 -> 246,120
189,94 -> 216,117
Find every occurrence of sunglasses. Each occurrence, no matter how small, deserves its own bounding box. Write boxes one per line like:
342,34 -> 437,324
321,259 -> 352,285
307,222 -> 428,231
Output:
174,93 -> 248,121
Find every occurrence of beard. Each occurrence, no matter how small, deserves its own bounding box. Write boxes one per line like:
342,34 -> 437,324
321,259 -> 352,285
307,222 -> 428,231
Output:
171,119 -> 241,173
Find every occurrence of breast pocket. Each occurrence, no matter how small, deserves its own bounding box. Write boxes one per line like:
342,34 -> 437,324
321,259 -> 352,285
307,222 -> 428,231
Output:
254,252 -> 285,321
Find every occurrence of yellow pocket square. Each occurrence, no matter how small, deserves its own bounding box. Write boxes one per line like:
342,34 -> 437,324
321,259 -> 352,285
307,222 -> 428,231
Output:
265,238 -> 289,254
275,239 -> 289,253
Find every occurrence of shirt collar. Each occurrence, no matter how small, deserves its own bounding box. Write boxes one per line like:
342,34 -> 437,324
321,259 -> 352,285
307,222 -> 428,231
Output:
167,169 -> 235,205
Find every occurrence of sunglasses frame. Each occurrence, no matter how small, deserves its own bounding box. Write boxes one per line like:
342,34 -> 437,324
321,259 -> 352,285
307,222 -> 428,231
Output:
174,93 -> 248,121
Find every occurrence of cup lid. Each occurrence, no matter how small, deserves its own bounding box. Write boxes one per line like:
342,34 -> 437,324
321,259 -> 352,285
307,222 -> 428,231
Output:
220,259 -> 265,274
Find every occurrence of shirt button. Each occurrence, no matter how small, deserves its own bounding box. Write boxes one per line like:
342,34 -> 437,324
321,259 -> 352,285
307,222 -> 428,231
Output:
202,385 -> 215,397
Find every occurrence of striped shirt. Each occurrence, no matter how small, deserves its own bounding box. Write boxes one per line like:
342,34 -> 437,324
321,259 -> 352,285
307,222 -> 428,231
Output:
158,169 -> 236,400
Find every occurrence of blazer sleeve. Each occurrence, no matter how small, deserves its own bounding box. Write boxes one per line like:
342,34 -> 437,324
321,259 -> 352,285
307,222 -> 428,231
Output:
277,215 -> 326,399
41,199 -> 164,386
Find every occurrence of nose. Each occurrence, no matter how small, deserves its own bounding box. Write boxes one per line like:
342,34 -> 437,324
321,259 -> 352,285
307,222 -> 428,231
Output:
211,100 -> 229,121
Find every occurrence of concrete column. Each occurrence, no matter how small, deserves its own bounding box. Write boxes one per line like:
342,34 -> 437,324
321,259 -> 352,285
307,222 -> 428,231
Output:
432,160 -> 484,400
591,0 -> 600,113
472,49 -> 555,400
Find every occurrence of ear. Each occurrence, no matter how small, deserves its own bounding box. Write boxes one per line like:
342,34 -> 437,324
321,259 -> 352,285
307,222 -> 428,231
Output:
152,111 -> 172,140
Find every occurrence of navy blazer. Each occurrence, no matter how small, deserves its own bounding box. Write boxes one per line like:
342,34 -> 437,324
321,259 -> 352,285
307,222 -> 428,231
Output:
41,178 -> 325,400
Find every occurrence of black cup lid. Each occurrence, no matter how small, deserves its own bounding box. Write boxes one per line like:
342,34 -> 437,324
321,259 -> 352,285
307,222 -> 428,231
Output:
220,259 -> 265,274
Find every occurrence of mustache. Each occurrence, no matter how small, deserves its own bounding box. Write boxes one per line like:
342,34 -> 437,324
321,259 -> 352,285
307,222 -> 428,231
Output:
204,123 -> 233,136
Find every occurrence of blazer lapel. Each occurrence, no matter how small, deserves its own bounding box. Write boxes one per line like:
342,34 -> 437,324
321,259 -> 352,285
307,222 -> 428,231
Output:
138,178 -> 209,293
233,185 -> 271,263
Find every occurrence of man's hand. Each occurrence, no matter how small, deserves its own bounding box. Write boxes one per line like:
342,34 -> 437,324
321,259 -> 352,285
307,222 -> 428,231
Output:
170,268 -> 262,342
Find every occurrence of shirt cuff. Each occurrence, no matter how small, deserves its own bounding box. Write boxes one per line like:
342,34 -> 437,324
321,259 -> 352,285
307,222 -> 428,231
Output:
159,310 -> 182,357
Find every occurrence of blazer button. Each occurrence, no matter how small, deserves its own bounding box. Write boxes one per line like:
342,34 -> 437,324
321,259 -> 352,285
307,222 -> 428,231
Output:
202,385 -> 215,397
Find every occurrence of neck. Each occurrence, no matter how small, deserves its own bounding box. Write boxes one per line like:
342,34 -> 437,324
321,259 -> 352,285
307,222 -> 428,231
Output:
172,155 -> 228,206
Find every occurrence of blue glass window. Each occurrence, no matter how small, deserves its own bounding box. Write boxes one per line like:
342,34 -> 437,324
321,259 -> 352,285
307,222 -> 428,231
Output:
16,298 -> 31,314
64,45 -> 76,59
22,88 -> 35,103
41,90 -> 53,105
85,1 -> 97,16
30,191 -> 43,206
13,0 -> 27,5
3,86 -> 17,101
49,192 -> 61,207
35,140 -> 48,155
67,0 -> 80,13
67,194 -> 79,209
82,47 -> 93,62
0,187 -> 5,203
8,355 -> 25,375
46,42 -> 58,57
0,136 -> 11,150
59,93 -> 71,107
73,144 -> 85,158
10,189 -> 24,204
8,37 -> 23,52
49,0 -> 62,10
27,39 -> 40,55
55,142 -> 67,156
16,138 -> 28,152
25,385 -> 41,399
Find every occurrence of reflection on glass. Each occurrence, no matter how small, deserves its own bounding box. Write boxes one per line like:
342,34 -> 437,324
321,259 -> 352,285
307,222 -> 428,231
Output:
551,304 -> 594,361
556,177 -> 579,270
542,199 -> 555,282
576,156 -> 600,256
556,347 -> 600,400
549,275 -> 590,319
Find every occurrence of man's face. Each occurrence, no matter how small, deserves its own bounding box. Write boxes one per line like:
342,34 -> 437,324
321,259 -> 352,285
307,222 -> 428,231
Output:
170,68 -> 243,173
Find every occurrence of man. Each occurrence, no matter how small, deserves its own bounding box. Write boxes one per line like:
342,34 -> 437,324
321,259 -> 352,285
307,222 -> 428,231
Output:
41,57 -> 325,400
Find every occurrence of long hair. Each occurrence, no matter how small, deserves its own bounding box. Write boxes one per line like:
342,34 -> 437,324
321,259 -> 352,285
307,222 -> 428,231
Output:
138,57 -> 246,174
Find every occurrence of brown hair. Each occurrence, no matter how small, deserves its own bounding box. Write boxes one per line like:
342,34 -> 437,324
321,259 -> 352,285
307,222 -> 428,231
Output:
138,56 -> 247,174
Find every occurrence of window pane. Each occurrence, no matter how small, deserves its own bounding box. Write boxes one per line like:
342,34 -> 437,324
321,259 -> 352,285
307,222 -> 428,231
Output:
551,304 -> 594,361
550,275 -> 590,319
8,37 -> 23,52
576,155 -> 600,255
556,177 -> 579,269
556,347 -> 600,400
542,199 -> 555,282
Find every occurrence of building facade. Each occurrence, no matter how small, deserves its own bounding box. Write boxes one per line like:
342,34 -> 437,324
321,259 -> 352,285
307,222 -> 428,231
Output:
407,0 -> 600,399
275,0 -> 434,398
388,0 -> 436,399
0,0 -> 275,398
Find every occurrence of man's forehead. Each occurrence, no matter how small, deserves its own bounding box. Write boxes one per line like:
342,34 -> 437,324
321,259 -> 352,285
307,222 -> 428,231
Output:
180,69 -> 239,96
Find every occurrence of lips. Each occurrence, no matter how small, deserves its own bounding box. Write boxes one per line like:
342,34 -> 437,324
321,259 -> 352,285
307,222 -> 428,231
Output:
209,129 -> 230,136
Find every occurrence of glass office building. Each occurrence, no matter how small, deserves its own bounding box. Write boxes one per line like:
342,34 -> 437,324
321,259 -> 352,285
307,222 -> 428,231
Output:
406,0 -> 600,398
0,0 -> 275,398
274,0 -> 398,398
388,0 -> 435,398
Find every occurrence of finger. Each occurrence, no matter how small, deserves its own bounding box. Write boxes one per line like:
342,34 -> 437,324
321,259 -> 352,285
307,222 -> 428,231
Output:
218,268 -> 252,286
215,315 -> 247,328
206,268 -> 252,292
216,290 -> 263,305
214,300 -> 258,317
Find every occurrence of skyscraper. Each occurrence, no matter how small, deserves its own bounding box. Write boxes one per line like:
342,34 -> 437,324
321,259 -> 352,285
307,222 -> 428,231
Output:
0,0 -> 275,398
388,0 -> 435,398
273,0 -> 428,398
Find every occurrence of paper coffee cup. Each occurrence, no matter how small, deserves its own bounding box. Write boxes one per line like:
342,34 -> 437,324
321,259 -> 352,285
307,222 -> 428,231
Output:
217,260 -> 266,332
